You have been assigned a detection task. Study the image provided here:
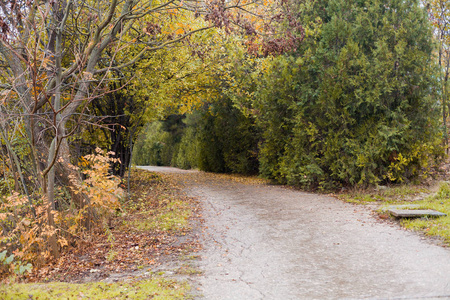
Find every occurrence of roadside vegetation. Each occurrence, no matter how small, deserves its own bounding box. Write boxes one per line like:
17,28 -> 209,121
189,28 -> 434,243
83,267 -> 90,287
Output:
1,278 -> 190,300
340,181 -> 450,246
338,185 -> 433,205
401,185 -> 450,245
0,168 -> 200,298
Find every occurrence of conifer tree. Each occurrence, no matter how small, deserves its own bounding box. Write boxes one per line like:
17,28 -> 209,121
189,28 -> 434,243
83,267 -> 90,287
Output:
256,0 -> 443,188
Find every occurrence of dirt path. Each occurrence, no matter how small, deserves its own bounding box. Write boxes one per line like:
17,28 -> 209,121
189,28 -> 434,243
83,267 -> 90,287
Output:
139,166 -> 450,300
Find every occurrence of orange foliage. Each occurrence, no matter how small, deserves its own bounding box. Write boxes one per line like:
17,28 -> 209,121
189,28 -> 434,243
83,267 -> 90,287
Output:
0,148 -> 124,279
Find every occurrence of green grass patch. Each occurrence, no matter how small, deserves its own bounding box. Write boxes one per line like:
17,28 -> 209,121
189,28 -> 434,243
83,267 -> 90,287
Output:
341,181 -> 450,245
0,276 -> 191,299
176,263 -> 203,276
339,184 -> 431,204
340,194 -> 385,204
134,200 -> 192,232
400,182 -> 450,245
380,185 -> 429,198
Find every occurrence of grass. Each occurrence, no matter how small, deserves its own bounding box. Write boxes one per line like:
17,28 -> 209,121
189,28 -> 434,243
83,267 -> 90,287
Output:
176,263 -> 203,276
133,199 -> 192,232
339,184 -> 431,204
340,193 -> 386,204
0,276 -> 191,299
340,182 -> 450,245
400,182 -> 450,245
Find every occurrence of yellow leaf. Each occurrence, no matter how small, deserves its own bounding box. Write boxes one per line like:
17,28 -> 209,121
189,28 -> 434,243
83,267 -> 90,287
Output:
58,237 -> 68,248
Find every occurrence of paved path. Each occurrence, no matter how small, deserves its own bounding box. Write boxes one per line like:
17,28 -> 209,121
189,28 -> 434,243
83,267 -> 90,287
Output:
139,166 -> 450,300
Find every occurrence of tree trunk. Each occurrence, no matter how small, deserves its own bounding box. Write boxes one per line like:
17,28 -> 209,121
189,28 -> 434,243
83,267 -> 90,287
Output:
46,138 -> 59,259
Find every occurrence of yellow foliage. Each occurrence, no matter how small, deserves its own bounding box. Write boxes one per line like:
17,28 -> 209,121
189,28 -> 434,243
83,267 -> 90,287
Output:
0,192 -> 53,269
67,148 -> 124,235
0,149 -> 124,278
386,142 -> 437,182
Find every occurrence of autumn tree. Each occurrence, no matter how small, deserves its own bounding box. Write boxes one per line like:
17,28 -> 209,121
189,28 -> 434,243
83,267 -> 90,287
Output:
83,0 -> 299,178
0,0 -> 277,259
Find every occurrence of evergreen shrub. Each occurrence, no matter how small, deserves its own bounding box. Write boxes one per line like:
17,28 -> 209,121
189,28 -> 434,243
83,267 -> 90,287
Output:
255,0 -> 443,188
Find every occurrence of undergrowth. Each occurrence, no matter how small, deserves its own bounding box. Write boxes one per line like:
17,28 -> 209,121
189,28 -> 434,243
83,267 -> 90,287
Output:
0,148 -> 123,280
1,167 -> 200,298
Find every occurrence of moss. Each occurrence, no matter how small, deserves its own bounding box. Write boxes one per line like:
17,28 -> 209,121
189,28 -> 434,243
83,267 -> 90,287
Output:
0,277 -> 191,300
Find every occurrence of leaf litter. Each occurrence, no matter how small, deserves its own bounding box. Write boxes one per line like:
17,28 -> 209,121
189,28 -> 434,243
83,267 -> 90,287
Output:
25,169 -> 203,284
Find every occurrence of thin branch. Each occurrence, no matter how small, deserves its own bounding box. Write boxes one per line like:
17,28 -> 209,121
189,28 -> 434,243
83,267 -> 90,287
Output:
94,26 -> 214,74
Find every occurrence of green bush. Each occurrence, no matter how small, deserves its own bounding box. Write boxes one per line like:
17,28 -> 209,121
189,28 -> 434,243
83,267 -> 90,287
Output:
133,98 -> 260,175
174,126 -> 199,169
255,0 -> 443,189
196,98 -> 260,174
133,122 -> 172,166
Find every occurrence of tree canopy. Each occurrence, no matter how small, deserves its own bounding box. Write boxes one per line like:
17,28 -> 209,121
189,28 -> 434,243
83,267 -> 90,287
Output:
136,0 -> 445,190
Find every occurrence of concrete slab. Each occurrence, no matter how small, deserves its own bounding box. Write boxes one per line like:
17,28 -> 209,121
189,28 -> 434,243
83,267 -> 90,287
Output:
388,209 -> 447,218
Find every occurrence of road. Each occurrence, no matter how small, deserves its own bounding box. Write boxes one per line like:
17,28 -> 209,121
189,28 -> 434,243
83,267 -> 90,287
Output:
139,166 -> 450,300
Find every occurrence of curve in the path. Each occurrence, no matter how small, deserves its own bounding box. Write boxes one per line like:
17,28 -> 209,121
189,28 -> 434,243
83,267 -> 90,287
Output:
139,166 -> 450,300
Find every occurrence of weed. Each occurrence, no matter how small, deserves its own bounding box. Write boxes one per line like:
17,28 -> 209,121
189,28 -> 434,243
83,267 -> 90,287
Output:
106,250 -> 118,262
180,254 -> 201,261
176,263 -> 203,276
0,250 -> 32,278
341,194 -> 384,204
104,223 -> 116,262
339,184 -> 430,204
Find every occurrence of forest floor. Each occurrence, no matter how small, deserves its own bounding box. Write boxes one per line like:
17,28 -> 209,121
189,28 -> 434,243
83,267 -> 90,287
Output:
1,169 -> 204,299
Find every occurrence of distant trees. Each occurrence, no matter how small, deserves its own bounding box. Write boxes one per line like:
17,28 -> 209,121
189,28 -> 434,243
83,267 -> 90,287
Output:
134,99 -> 260,174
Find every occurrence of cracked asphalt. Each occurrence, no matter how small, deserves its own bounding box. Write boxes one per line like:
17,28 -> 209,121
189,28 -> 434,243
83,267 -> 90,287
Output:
139,166 -> 450,300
